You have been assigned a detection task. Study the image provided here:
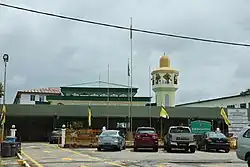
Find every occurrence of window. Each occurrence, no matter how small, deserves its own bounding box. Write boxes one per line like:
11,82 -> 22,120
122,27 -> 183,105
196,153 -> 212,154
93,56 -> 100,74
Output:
30,95 -> 35,101
39,96 -> 44,102
170,127 -> 191,133
240,103 -> 246,108
227,105 -> 235,108
136,128 -> 156,134
208,132 -> 226,138
243,129 -> 250,138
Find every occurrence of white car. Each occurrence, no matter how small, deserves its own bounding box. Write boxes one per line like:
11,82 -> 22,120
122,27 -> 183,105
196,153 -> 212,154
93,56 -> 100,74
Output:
236,125 -> 250,166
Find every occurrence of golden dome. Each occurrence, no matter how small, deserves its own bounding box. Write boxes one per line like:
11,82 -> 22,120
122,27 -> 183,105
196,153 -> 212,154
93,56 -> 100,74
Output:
160,55 -> 170,67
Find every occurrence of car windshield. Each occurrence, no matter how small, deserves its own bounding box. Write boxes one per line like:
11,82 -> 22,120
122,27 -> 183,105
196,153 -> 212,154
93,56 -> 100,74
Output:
137,128 -> 155,134
208,132 -> 226,138
100,131 -> 117,136
170,127 -> 190,133
51,131 -> 60,135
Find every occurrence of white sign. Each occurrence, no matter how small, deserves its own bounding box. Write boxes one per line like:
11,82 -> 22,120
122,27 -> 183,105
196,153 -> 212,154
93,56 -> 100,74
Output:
227,109 -> 248,135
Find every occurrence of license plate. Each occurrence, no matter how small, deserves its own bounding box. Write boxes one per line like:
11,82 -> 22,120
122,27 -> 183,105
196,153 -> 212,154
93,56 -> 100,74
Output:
142,137 -> 150,139
179,144 -> 187,146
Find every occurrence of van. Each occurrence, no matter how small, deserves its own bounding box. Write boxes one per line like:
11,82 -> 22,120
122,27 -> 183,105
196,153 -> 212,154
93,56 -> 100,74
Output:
236,125 -> 250,166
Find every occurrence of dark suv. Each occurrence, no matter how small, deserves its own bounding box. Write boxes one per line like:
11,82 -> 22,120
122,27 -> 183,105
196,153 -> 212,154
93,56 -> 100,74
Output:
134,127 -> 158,152
49,129 -> 61,144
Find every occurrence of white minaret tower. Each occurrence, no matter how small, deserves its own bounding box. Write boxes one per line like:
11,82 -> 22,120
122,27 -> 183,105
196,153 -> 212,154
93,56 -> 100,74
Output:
151,54 -> 179,107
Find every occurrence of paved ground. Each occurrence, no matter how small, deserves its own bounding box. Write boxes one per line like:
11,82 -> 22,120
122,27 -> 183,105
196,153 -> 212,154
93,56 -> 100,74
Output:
20,143 -> 248,167
0,157 -> 19,167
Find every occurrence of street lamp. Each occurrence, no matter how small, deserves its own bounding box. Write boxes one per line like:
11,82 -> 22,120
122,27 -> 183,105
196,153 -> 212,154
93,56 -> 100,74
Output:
2,54 -> 9,105
1,54 -> 9,142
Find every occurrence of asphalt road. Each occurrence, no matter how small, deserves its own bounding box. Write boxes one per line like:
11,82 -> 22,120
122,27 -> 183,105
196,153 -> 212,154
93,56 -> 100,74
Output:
21,143 -> 248,167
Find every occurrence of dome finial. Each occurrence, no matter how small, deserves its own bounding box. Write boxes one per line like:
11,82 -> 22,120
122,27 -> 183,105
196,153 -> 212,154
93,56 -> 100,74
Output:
160,54 -> 170,67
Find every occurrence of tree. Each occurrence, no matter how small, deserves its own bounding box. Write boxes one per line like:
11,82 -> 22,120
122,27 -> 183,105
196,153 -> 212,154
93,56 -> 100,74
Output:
0,82 -> 3,98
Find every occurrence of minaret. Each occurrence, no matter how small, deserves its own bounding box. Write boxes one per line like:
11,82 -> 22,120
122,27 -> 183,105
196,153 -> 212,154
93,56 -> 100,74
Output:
151,54 -> 179,107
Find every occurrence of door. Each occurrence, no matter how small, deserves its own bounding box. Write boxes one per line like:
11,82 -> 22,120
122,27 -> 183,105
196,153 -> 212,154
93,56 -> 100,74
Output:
239,128 -> 250,155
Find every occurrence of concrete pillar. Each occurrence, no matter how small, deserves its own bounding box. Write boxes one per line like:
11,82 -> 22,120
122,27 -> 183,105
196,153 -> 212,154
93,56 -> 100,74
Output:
61,124 -> 66,148
10,124 -> 17,137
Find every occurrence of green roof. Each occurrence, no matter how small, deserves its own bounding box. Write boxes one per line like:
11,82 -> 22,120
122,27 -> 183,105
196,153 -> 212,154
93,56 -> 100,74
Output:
0,104 -> 240,119
47,96 -> 151,102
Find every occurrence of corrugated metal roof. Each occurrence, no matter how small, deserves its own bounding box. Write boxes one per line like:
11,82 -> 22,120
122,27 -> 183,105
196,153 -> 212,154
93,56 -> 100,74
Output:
176,89 -> 250,106
19,87 -> 61,94
65,81 -> 137,89
2,104 -> 235,119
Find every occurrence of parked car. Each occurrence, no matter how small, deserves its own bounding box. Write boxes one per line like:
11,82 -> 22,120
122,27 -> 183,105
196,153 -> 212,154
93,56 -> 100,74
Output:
97,130 -> 126,151
164,126 -> 196,153
197,131 -> 230,153
134,127 -> 158,152
236,125 -> 250,167
49,129 -> 61,144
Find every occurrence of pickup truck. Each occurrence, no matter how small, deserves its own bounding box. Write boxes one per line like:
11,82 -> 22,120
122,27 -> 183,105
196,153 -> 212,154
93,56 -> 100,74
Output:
163,126 -> 196,153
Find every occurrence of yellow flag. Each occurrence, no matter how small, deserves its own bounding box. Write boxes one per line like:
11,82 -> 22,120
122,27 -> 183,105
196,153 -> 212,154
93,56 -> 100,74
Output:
220,108 -> 231,126
88,106 -> 92,127
2,105 -> 6,113
160,105 -> 169,119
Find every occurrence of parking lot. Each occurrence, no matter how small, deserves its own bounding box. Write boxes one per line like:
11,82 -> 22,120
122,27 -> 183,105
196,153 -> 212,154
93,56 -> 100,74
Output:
20,143 -> 247,167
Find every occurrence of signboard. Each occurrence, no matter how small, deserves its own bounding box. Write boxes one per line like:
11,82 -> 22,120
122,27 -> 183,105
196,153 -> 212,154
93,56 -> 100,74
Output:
227,109 -> 249,135
190,120 -> 211,134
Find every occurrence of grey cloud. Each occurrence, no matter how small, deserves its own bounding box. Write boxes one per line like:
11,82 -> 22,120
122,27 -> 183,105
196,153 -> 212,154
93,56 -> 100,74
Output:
1,0 -> 250,104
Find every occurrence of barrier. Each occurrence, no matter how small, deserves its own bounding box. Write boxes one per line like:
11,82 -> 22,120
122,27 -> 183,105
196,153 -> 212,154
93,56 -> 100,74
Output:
65,129 -> 102,147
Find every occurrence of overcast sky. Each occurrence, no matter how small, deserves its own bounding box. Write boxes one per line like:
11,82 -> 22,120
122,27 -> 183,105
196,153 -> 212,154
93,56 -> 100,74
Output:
1,0 -> 250,104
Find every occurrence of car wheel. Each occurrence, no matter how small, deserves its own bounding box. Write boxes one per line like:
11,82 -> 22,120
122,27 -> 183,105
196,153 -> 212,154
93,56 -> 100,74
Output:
224,148 -> 230,153
166,147 -> 172,153
248,157 -> 250,167
197,145 -> 201,151
49,141 -> 52,144
117,145 -> 122,151
153,147 -> 158,152
204,144 -> 209,152
133,147 -> 138,152
97,147 -> 101,151
190,147 -> 196,153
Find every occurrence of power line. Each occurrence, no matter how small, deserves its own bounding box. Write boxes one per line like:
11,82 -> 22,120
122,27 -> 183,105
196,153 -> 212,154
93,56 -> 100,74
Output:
1,2 -> 250,47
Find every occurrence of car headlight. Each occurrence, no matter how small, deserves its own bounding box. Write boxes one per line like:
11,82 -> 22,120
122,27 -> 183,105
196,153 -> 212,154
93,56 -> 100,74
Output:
113,137 -> 119,142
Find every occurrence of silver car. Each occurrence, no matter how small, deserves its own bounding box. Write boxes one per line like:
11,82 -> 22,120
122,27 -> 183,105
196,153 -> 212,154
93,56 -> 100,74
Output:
236,125 -> 250,166
97,130 -> 126,151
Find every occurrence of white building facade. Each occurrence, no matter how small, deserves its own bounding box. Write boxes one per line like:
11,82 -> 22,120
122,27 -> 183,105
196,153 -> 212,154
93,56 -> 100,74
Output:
176,90 -> 250,108
13,88 -> 61,104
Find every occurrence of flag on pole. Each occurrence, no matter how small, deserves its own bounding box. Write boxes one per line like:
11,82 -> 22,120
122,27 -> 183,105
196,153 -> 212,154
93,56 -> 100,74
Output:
88,105 -> 92,128
128,59 -> 130,77
160,105 -> 169,119
0,105 -> 7,126
220,108 -> 231,126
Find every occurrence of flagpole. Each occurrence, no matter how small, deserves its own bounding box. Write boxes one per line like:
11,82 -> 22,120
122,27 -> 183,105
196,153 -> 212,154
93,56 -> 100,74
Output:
130,17 -> 133,133
107,64 -> 110,105
149,65 -> 152,127
127,58 -> 130,132
107,64 -> 110,129
160,117 -> 163,138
